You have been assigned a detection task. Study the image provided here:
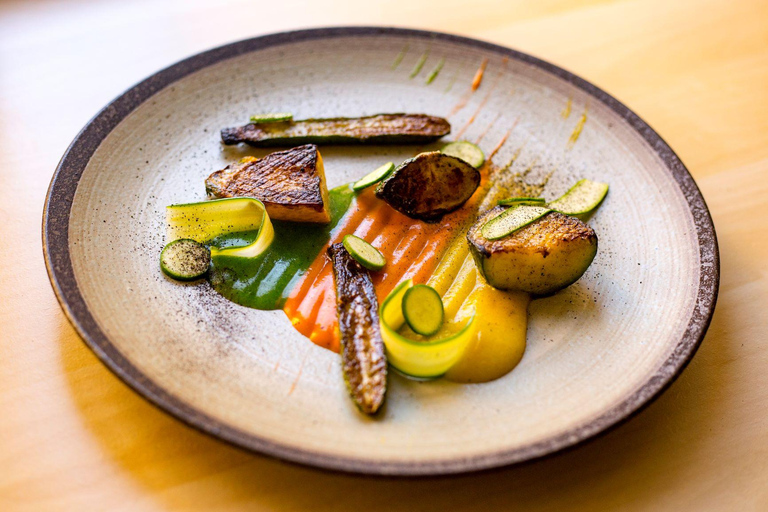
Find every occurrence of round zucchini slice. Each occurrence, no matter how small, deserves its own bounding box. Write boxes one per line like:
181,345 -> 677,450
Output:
402,284 -> 444,336
160,239 -> 211,281
548,178 -> 609,216
379,280 -> 476,379
352,162 -> 395,191
441,141 -> 485,168
249,112 -> 293,123
481,204 -> 551,240
342,234 -> 386,271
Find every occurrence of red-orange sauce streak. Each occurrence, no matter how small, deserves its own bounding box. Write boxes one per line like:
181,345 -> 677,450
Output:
399,238 -> 445,283
488,120 -> 518,160
282,200 -> 376,320
283,172 -> 490,353
449,88 -> 474,117
449,57 -> 489,116
290,276 -> 327,335
287,348 -> 311,395
471,58 -> 489,91
453,60 -> 507,139
475,113 -> 501,144
390,224 -> 421,261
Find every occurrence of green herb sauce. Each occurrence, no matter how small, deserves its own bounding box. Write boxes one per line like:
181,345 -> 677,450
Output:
208,185 -> 355,309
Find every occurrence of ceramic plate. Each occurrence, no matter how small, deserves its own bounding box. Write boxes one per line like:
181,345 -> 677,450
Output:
43,27 -> 718,475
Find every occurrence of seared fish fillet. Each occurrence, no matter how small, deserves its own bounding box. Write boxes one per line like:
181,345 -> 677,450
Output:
206,144 -> 331,224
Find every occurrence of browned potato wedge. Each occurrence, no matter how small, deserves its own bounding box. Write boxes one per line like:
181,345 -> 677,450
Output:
375,151 -> 480,222
205,144 -> 331,223
468,207 -> 598,295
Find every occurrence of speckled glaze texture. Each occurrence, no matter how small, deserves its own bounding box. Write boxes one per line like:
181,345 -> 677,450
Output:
43,27 -> 719,475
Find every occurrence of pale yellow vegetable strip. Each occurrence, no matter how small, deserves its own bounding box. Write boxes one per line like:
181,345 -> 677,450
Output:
212,217 -> 273,258
427,238 -> 472,295
167,198 -> 266,242
166,197 -> 274,259
379,279 -> 477,378
381,279 -> 411,331
426,231 -> 531,383
440,256 -> 478,320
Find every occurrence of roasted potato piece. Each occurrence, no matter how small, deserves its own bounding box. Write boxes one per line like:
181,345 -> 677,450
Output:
468,207 -> 597,295
375,151 -> 480,222
205,144 -> 331,223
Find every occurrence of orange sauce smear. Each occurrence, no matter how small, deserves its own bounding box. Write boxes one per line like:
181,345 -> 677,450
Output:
283,175 -> 488,353
471,58 -> 489,91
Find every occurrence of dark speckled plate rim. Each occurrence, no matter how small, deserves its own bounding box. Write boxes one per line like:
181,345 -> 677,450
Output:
42,26 -> 719,476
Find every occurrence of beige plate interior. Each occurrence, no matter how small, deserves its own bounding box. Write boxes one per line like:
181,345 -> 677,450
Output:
45,28 -> 717,475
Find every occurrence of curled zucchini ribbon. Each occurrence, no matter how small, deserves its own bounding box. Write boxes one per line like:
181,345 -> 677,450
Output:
379,279 -> 476,378
166,197 -> 274,258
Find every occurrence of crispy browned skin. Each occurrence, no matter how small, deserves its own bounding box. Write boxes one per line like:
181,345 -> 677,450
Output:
328,243 -> 387,415
221,114 -> 450,147
205,144 -> 331,223
375,151 -> 480,222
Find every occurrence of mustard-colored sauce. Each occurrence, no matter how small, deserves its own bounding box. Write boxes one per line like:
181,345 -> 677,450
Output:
428,239 -> 529,383
562,97 -> 573,119
444,277 -> 528,383
568,106 -> 588,147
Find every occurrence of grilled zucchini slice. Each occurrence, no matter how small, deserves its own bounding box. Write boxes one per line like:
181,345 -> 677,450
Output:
328,243 -> 387,414
221,113 -> 450,147
375,151 -> 480,222
468,207 -> 598,295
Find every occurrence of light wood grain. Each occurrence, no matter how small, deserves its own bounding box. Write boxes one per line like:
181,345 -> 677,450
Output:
1,0 -> 766,510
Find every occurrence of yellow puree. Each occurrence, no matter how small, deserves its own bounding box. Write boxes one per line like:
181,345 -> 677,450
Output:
428,237 -> 529,383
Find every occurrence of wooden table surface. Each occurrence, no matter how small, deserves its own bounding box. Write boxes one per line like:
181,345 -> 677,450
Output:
2,0 -> 766,510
